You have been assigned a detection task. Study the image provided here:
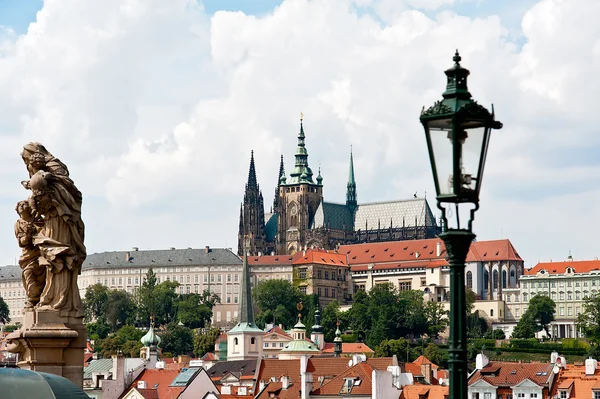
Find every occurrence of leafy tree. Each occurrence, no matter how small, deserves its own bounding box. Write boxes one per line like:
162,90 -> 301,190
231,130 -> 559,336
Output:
194,328 -> 221,357
253,279 -> 302,328
161,323 -> 194,356
175,292 -> 215,329
321,300 -> 342,342
512,313 -> 536,339
0,296 -> 10,325
83,284 -> 109,322
105,290 -> 136,331
348,290 -> 370,339
424,343 -> 443,365
467,310 -> 489,338
424,301 -> 449,339
466,287 -> 477,316
87,319 -> 111,341
527,294 -> 556,337
577,292 -> 600,342
374,338 -> 417,362
137,269 -> 179,326
484,329 -> 506,340
398,290 -> 428,338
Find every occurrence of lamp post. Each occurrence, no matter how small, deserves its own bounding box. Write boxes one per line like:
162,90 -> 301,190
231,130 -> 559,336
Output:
420,51 -> 502,399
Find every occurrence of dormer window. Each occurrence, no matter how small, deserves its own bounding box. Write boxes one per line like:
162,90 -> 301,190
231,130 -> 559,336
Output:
559,391 -> 568,399
340,378 -> 361,394
594,391 -> 600,399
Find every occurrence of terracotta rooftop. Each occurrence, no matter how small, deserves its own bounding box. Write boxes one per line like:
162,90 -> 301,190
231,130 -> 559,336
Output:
339,238 -> 521,269
313,361 -> 375,396
469,361 -> 553,387
322,342 -> 374,354
400,385 -> 449,399
550,363 -> 600,399
265,325 -> 292,339
120,368 -> 185,399
255,381 -> 299,399
526,260 -> 600,275
293,249 -> 348,266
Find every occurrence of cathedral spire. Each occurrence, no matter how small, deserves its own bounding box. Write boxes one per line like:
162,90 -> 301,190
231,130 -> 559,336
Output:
346,147 -> 357,211
274,155 -> 284,211
289,114 -> 314,184
247,150 -> 258,189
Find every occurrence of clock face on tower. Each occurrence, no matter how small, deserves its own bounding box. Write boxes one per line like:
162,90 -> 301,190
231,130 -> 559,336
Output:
290,204 -> 298,216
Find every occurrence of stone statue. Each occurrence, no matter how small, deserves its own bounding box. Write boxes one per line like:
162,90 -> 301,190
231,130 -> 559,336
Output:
7,143 -> 87,387
17,142 -> 86,317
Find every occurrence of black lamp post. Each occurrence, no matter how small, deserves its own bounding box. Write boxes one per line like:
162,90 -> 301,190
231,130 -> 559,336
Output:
420,51 -> 502,399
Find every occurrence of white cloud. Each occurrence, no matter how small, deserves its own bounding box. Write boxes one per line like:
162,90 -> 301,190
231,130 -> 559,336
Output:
0,0 -> 598,266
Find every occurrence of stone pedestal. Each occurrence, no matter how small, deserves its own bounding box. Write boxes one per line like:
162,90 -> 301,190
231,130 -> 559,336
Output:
6,308 -> 86,387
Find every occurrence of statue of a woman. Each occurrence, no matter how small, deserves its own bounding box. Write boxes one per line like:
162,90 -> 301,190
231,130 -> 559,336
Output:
20,143 -> 86,317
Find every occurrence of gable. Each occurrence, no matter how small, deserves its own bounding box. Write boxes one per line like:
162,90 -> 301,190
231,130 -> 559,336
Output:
470,379 -> 495,388
514,378 -> 542,388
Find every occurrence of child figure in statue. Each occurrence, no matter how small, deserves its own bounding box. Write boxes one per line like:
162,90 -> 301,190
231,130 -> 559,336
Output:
14,200 -> 44,308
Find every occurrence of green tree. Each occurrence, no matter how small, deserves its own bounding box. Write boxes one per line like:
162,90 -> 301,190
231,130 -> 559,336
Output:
83,284 -> 109,322
424,301 -> 448,339
577,292 -> 600,343
424,343 -> 443,365
466,287 -> 477,316
348,290 -> 370,340
375,338 -> 416,362
194,328 -> 221,357
484,329 -> 506,340
0,296 -> 10,325
253,279 -> 302,328
527,294 -> 556,337
137,270 -> 179,326
175,292 -> 215,329
398,290 -> 428,338
87,319 -> 111,341
321,300 -> 342,342
512,313 -> 536,339
161,323 -> 194,356
105,290 -> 136,331
467,310 -> 489,338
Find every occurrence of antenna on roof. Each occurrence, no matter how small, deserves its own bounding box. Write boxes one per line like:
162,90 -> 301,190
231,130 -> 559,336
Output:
568,249 -> 573,261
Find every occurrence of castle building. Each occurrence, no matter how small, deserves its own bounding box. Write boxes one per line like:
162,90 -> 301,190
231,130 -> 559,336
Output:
237,117 -> 441,256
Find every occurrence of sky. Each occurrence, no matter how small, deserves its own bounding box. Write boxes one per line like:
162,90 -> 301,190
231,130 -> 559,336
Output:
0,0 -> 598,268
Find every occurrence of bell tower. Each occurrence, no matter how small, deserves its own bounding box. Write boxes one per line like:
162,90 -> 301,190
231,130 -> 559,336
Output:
277,115 -> 323,255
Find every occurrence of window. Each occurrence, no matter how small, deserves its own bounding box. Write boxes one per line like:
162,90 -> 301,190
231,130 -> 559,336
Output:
523,293 -> 528,301
568,307 -> 572,316
234,274 -> 239,282
576,292 -> 581,300
317,269 -> 322,279
324,271 -> 329,280
575,281 -> 580,287
530,394 -> 537,399
517,394 -> 525,399
399,281 -> 412,291
551,292 -> 557,300
318,287 -> 322,296
560,307 -> 565,316
516,308 -> 520,317
204,275 -> 208,283
300,287 -> 307,295
332,288 -> 336,298
507,295 -> 511,302
522,282 -> 527,288
217,274 -> 222,283
280,343 -> 284,347
576,307 -> 580,315
421,277 -> 427,287
299,269 -> 307,279
466,271 -> 472,288
264,342 -> 269,348
127,277 -> 132,285
472,394 -> 479,399
490,309 -> 494,317
551,281 -> 556,287
593,391 -> 600,399
324,288 -> 329,297
568,292 -> 572,300
194,275 -> 198,283
251,337 -> 256,344
567,281 -> 572,287
484,394 -> 492,399
560,292 -> 565,300
226,311 -> 231,322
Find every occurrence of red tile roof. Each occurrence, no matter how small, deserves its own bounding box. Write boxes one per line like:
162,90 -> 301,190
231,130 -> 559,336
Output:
413,355 -> 439,370
313,361 -> 375,395
322,343 -> 374,354
265,325 -> 292,339
550,364 -> 600,399
469,361 -> 553,387
293,249 -> 348,266
400,385 -> 449,399
255,381 -> 299,399
121,368 -> 184,399
526,260 -> 600,275
340,238 -> 521,270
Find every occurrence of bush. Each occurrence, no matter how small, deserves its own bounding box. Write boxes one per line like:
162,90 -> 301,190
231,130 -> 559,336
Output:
470,339 -> 497,350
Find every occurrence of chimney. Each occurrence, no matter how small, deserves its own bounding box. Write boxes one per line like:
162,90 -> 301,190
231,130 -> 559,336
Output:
586,358 -> 598,375
550,351 -> 559,363
137,381 -> 147,389
258,251 -> 262,256
436,241 -> 442,257
132,247 -> 139,251
205,246 -> 210,254
475,353 -> 489,370
281,375 -> 290,389
125,251 -> 131,262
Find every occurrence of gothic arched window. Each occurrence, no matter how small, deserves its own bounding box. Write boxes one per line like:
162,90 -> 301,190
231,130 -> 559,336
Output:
502,270 -> 507,289
466,271 -> 473,288
493,270 -> 499,289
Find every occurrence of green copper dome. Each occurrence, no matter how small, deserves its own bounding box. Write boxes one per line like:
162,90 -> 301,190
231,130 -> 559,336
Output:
141,322 -> 161,347
0,368 -> 89,399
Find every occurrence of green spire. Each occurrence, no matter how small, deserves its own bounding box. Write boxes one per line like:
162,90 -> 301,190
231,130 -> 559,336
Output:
288,116 -> 314,184
312,308 -> 323,333
334,320 -> 342,357
229,243 -> 263,333
316,166 -> 323,185
346,148 -> 357,211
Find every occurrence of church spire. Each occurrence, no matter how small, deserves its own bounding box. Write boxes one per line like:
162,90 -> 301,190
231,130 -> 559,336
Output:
273,155 -> 284,211
247,150 -> 258,189
346,147 -> 357,211
289,114 -> 314,184
238,244 -> 257,326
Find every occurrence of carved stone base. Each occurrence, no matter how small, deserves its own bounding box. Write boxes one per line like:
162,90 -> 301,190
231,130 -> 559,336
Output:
6,308 -> 86,387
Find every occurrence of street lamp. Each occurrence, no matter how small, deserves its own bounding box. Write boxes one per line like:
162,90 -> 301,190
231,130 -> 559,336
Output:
420,51 -> 502,399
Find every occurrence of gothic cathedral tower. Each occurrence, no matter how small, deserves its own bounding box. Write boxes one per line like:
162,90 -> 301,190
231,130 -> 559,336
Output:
237,151 -> 268,256
276,117 -> 323,255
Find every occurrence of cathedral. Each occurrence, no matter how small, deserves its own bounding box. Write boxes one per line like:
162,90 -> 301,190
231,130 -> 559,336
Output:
237,118 -> 441,256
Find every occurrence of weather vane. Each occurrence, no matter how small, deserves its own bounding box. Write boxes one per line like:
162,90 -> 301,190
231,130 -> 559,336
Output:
297,300 -> 303,320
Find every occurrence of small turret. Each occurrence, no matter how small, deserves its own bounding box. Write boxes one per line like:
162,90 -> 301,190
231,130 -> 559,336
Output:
310,308 -> 325,350
140,317 -> 161,368
316,167 -> 323,186
334,320 -> 342,358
